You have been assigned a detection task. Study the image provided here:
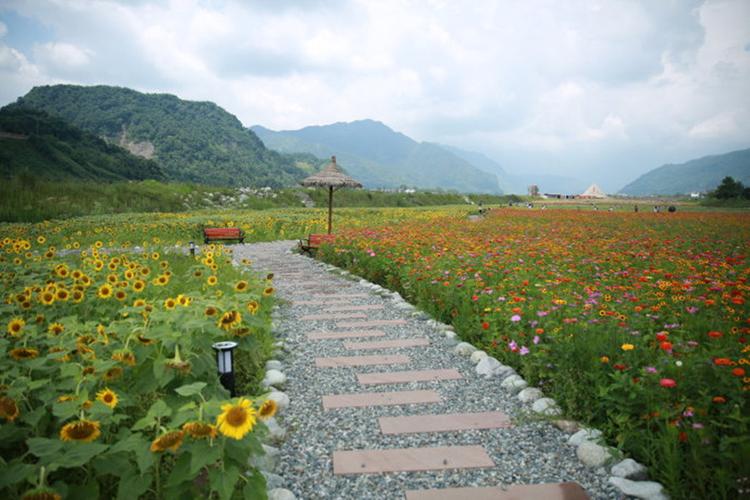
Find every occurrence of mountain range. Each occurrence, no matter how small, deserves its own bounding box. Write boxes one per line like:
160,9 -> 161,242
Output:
252,120 -> 504,193
619,148 -> 750,196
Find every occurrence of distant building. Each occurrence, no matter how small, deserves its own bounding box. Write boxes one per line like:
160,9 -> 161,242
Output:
690,192 -> 702,199
579,184 -> 607,199
528,184 -> 539,197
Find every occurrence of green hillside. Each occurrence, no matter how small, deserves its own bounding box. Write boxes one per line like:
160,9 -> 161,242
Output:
0,105 -> 164,181
15,85 -> 319,187
619,148 -> 750,195
252,120 -> 502,193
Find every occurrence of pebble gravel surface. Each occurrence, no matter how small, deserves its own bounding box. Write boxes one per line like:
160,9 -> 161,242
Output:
233,241 -> 620,500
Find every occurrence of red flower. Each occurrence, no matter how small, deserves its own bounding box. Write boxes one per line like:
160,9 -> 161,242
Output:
679,431 -> 688,442
482,321 -> 490,330
731,367 -> 745,377
660,341 -> 673,351
660,378 -> 677,388
613,363 -> 627,371
713,358 -> 732,366
708,331 -> 723,339
656,332 -> 669,342
712,396 -> 726,404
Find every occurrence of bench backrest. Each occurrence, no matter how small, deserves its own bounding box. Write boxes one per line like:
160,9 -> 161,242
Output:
309,233 -> 336,246
204,228 -> 243,237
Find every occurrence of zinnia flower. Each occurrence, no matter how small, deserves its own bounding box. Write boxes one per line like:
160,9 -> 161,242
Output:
659,378 -> 677,388
59,419 -> 101,442
216,398 -> 256,440
621,343 -> 635,351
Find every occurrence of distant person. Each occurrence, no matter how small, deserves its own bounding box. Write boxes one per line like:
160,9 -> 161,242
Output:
653,206 -> 658,213
634,205 -> 638,213
668,205 -> 676,213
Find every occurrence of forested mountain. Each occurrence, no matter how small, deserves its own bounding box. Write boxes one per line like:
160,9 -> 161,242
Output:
0,105 -> 164,181
15,85 -> 318,187
619,148 -> 750,195
252,120 -> 502,193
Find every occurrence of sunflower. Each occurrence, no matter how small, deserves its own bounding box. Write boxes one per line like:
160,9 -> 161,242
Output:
151,252 -> 160,260
216,398 -> 256,440
7,317 -> 25,336
193,269 -> 203,277
137,334 -> 155,345
40,291 -> 55,305
150,430 -> 184,452
246,300 -> 259,315
103,366 -> 123,381
182,421 -> 217,439
71,270 -> 82,280
21,487 -> 62,500
204,306 -> 218,317
132,280 -> 145,292
133,299 -> 146,307
217,310 -> 242,330
263,287 -> 274,297
71,290 -> 84,303
258,399 -> 277,421
55,289 -> 69,301
164,297 -> 177,310
111,350 -> 136,366
97,284 -> 113,299
57,394 -> 76,403
0,396 -> 20,421
234,280 -> 249,292
96,388 -> 118,409
177,294 -> 191,306
114,290 -> 127,301
207,275 -> 218,286
60,419 -> 101,442
10,348 -> 39,361
47,322 -> 65,335
36,235 -> 46,244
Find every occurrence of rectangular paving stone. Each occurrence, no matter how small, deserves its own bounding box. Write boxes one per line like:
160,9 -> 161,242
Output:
322,389 -> 440,409
404,482 -> 590,500
324,304 -> 385,312
343,338 -> 430,350
294,299 -> 353,306
333,445 -> 494,475
357,368 -> 463,386
300,312 -> 368,321
308,330 -> 386,340
315,354 -> 410,368
313,292 -> 369,298
337,319 -> 408,328
379,411 -> 511,435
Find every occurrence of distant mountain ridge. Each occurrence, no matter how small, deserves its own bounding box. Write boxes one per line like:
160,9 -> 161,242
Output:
14,85 -> 319,187
619,148 -> 750,195
0,105 -> 164,182
252,120 -> 503,193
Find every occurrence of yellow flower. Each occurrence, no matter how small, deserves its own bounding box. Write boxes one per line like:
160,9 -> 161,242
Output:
10,347 -> 39,360
150,430 -> 184,452
132,280 -> 145,292
216,398 -> 256,440
207,275 -> 218,286
60,419 -> 101,442
7,317 -> 25,336
164,297 -> 177,310
0,396 -> 20,422
217,310 -> 241,330
246,300 -> 259,315
21,486 -> 62,500
258,399 -> 277,421
96,388 -> 118,409
263,287 -> 274,297
97,284 -> 113,299
177,294 -> 191,306
39,291 -> 55,305
234,280 -> 249,292
621,343 -> 635,351
204,306 -> 218,317
182,421 -> 217,439
600,356 -> 610,363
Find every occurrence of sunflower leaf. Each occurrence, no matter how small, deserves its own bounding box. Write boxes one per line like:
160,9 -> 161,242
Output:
174,382 -> 207,397
26,437 -> 63,457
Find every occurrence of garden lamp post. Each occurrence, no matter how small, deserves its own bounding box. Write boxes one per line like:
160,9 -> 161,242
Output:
212,341 -> 238,396
300,156 -> 362,234
189,241 -> 196,256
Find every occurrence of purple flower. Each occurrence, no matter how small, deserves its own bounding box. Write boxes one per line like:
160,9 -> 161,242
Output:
533,335 -> 540,345
692,423 -> 704,429
686,306 -> 699,314
645,366 -> 657,373
683,409 -> 694,417
511,314 -> 521,322
508,341 -> 518,351
519,346 -> 530,356
537,310 -> 549,317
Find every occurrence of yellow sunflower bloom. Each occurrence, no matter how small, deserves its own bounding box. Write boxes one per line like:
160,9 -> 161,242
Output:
9,348 -> 39,360
60,419 -> 101,442
164,297 -> 177,310
0,396 -> 20,422
216,398 -> 256,440
7,317 -> 25,336
263,287 -> 274,297
258,399 -> 277,421
96,388 -> 118,409
182,421 -> 217,439
150,430 -> 184,452
207,275 -> 218,286
97,284 -> 113,299
234,280 -> 249,292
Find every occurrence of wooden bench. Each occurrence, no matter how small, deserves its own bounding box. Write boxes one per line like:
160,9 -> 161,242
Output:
299,233 -> 335,255
203,227 -> 245,244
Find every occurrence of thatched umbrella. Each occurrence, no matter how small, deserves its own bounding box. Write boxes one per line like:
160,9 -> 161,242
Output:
301,156 -> 362,234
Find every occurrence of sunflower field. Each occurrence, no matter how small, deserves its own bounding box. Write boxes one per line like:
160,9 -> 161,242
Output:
0,234 -> 278,499
317,208 -> 750,499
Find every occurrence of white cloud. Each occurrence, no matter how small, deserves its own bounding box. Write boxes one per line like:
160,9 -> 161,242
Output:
0,21 -> 7,38
33,42 -> 92,69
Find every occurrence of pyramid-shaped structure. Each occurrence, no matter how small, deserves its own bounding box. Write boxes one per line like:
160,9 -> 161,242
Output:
580,183 -> 606,198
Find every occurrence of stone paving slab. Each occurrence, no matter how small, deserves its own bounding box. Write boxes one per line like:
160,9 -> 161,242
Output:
322,389 -> 441,409
343,338 -> 430,350
300,312 -> 368,321
357,368 -> 463,385
294,299 -> 353,306
404,482 -> 590,500
308,329 -> 387,340
378,411 -> 512,435
324,304 -> 385,312
313,293 -> 370,298
315,354 -> 410,367
333,445 -> 494,475
337,319 -> 408,328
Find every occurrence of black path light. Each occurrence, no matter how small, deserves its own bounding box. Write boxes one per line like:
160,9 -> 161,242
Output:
189,241 -> 196,256
301,156 -> 363,234
212,341 -> 238,396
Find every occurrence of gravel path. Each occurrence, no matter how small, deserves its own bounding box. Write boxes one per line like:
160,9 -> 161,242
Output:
233,241 -> 619,500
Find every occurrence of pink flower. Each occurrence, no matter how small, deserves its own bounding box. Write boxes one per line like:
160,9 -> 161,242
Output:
659,378 -> 677,388
533,335 -> 540,345
519,346 -> 530,355
511,314 -> 521,322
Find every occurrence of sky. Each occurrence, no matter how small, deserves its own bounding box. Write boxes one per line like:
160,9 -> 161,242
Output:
0,0 -> 749,192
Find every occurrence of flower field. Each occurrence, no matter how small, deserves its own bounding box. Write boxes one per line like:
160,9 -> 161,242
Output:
0,234 -> 278,499
318,208 -> 750,499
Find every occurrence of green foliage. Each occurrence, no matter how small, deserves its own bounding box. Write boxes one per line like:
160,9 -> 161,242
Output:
710,176 -> 749,200
0,106 -> 164,182
16,85 -> 313,187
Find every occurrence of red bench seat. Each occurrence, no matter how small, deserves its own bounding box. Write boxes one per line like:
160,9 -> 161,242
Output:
299,233 -> 335,255
203,227 -> 245,244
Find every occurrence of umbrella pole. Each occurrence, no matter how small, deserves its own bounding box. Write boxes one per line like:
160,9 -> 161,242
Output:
327,185 -> 333,234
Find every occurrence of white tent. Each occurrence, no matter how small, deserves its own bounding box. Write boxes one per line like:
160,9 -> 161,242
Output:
580,184 -> 607,198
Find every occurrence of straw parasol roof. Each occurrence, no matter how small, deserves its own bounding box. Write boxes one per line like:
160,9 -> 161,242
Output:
301,156 -> 362,188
